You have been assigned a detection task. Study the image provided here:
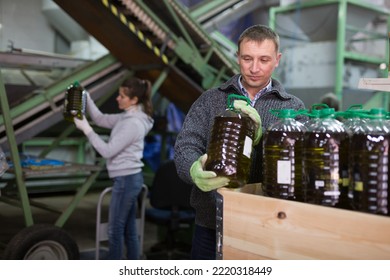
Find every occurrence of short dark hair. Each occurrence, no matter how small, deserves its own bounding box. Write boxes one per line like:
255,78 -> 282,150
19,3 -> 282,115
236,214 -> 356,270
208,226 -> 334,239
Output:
237,24 -> 280,53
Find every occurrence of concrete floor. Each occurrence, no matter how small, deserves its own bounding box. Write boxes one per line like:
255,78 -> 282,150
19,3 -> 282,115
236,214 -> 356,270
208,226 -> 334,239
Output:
0,189 -> 192,260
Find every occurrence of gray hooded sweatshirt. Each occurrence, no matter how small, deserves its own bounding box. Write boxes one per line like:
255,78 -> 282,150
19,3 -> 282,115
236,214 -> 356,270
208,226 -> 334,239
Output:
85,98 -> 153,178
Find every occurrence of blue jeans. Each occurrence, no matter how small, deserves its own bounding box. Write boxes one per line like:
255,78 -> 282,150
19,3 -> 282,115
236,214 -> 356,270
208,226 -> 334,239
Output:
107,173 -> 143,260
191,225 -> 216,260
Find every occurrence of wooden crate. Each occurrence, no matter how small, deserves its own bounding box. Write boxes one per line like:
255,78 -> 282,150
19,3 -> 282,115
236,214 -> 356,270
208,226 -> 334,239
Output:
217,184 -> 390,259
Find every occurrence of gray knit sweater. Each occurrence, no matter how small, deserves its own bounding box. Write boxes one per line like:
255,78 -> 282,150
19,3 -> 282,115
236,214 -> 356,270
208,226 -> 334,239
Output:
174,74 -> 306,229
85,97 -> 154,178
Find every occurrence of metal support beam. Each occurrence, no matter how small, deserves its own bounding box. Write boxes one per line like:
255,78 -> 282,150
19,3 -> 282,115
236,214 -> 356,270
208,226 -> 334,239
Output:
335,0 -> 347,109
151,57 -> 178,97
0,69 -> 34,226
54,160 -> 104,227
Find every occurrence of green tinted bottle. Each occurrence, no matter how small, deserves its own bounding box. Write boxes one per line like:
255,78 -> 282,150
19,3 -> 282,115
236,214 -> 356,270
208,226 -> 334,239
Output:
205,94 -> 255,188
350,108 -> 390,216
303,108 -> 350,207
63,81 -> 87,122
337,104 -> 367,209
262,109 -> 306,201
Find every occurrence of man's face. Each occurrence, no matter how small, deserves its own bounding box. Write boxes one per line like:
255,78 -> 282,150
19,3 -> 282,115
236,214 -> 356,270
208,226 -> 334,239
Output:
237,38 -> 281,98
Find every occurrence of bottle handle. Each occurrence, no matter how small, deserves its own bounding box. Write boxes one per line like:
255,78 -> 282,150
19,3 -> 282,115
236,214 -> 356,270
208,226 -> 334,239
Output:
227,94 -> 251,110
311,103 -> 329,111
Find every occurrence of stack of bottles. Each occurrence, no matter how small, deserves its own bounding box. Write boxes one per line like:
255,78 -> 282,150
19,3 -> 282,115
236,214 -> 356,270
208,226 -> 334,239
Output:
262,104 -> 390,217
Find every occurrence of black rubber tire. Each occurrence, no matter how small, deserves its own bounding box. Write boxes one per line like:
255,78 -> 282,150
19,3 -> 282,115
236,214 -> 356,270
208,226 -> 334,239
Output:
2,224 -> 80,260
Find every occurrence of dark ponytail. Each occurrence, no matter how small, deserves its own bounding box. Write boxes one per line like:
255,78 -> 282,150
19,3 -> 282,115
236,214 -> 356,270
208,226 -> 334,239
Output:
142,80 -> 153,117
121,77 -> 153,117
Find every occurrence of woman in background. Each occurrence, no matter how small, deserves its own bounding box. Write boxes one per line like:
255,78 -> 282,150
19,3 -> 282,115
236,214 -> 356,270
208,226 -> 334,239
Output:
74,77 -> 154,259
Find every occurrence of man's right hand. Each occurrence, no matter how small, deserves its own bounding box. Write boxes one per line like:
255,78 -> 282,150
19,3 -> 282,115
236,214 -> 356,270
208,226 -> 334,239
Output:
190,154 -> 230,192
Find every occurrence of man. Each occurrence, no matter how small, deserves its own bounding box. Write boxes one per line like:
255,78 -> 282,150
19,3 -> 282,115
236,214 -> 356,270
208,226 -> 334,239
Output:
174,24 -> 306,259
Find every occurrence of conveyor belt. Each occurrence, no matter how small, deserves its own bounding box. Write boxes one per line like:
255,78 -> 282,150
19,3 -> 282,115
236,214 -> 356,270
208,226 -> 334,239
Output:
1,0 -> 241,150
53,0 -> 239,113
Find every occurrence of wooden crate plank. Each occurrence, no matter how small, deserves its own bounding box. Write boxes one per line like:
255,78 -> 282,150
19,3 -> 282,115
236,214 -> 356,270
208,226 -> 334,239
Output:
219,186 -> 390,260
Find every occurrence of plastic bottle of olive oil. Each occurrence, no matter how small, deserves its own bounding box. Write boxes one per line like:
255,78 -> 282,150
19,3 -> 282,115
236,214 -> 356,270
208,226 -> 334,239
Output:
262,109 -> 306,201
205,94 -> 255,188
349,108 -> 390,216
337,104 -> 367,209
303,107 -> 350,207
63,81 -> 87,122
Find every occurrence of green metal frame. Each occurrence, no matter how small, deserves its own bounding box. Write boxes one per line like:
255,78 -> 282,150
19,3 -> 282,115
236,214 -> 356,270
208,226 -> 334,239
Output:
0,70 -> 33,226
23,138 -> 89,164
103,0 -> 238,89
0,54 -> 118,127
189,0 -> 232,20
0,55 -> 123,229
269,0 -> 390,110
158,0 -> 238,87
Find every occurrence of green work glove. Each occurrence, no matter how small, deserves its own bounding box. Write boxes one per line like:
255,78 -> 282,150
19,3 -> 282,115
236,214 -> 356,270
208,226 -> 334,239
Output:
233,100 -> 262,145
190,154 -> 230,192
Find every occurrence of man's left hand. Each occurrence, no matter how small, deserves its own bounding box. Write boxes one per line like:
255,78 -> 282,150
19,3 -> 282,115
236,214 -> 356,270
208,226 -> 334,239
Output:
233,100 -> 262,145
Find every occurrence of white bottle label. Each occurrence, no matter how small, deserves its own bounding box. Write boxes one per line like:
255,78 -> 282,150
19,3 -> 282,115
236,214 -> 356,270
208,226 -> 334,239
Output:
315,180 -> 325,189
243,136 -> 252,158
277,160 -> 291,184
